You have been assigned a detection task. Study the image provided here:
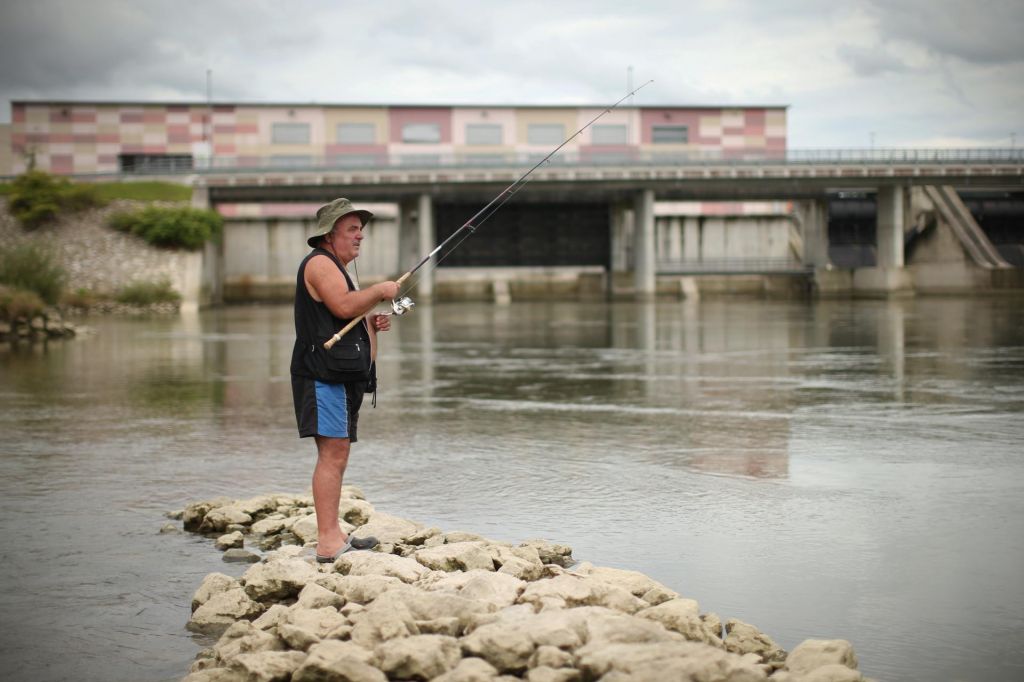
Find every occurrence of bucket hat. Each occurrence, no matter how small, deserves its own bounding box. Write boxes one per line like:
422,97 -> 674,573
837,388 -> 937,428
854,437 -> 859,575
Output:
307,198 -> 374,247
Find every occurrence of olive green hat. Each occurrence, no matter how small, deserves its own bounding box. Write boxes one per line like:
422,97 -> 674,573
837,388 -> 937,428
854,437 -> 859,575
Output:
307,198 -> 374,247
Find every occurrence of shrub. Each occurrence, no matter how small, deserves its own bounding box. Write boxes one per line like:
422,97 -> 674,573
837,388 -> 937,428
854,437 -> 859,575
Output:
0,241 -> 67,305
7,170 -> 106,229
0,284 -> 46,320
62,287 -> 108,308
109,206 -> 222,250
115,279 -> 182,306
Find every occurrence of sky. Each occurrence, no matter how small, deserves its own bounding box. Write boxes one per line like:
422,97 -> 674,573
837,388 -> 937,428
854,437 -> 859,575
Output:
0,0 -> 1021,148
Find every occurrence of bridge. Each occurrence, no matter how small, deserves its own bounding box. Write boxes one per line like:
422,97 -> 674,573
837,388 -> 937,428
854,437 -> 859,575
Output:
96,149 -> 1024,302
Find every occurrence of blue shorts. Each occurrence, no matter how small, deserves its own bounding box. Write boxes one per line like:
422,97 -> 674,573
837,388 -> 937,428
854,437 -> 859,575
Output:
291,376 -> 364,441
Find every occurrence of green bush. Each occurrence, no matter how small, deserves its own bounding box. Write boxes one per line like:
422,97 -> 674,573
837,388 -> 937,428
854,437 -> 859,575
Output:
0,284 -> 46,320
109,206 -> 222,250
0,241 -> 67,305
7,170 -> 106,229
115,279 -> 182,306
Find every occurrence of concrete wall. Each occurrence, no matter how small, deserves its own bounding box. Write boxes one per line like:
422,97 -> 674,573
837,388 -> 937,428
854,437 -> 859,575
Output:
0,125 -> 12,176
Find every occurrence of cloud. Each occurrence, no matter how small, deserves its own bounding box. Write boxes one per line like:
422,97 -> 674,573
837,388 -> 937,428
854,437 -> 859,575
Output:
836,44 -> 909,77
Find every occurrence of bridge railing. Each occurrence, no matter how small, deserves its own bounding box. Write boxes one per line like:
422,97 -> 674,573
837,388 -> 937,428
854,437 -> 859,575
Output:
12,148 -> 1020,179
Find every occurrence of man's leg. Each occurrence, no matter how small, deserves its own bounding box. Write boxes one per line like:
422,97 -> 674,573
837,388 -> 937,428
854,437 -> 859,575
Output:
312,435 -> 350,556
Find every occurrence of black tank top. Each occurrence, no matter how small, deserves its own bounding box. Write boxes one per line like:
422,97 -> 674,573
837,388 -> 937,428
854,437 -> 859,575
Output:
290,248 -> 372,382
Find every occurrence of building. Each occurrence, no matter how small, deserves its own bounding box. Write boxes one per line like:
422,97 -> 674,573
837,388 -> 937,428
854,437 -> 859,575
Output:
4,100 -> 787,176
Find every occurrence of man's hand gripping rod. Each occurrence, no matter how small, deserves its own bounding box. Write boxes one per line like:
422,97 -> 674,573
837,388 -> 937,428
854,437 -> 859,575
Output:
323,80 -> 654,351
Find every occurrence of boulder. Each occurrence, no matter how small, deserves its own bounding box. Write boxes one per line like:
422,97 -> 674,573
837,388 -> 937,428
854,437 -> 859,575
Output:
213,621 -> 283,664
293,640 -> 384,682
529,645 -> 575,670
228,650 -> 306,682
188,588 -> 264,634
444,531 -> 487,543
242,557 -> 321,601
404,526 -> 442,546
579,564 -> 678,603
576,641 -> 766,682
296,582 -> 346,610
785,639 -> 859,676
799,664 -> 864,682
520,539 -> 573,567
496,555 -> 544,582
223,549 -> 261,564
192,573 -> 240,612
517,574 -> 646,614
279,606 -> 350,650
419,569 -> 525,608
354,512 -> 423,545
183,498 -> 234,531
251,515 -> 294,536
414,542 -> 496,572
216,531 -> 245,550
338,498 -> 374,526
724,618 -> 787,665
637,599 -> 723,646
315,574 -> 405,605
234,495 -> 280,516
374,634 -> 461,680
432,656 -> 499,682
200,506 -> 254,534
252,604 -> 290,631
333,551 -> 430,583
181,668 -> 246,682
525,667 -> 580,682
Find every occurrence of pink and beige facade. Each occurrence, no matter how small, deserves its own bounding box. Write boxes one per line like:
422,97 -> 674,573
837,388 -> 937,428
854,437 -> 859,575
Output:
5,101 -> 787,176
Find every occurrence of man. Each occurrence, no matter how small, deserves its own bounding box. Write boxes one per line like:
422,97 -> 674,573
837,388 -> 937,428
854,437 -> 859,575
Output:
290,198 -> 400,562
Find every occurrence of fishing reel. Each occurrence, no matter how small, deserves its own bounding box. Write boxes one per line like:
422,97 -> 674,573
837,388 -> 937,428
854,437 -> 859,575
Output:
391,296 -> 416,316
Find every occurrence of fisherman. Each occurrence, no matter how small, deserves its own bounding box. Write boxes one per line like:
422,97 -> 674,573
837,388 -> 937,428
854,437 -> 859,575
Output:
290,198 -> 400,562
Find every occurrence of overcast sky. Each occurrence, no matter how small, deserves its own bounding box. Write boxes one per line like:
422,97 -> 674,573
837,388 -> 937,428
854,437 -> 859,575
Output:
1,0 -> 1021,148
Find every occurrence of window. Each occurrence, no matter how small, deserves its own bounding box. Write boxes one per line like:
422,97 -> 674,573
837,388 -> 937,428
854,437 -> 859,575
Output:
329,153 -> 381,168
652,125 -> 688,144
336,123 -> 375,144
402,123 -> 441,144
527,123 -> 565,145
592,124 -> 627,145
119,153 -> 193,173
270,155 -> 313,168
271,122 -> 311,144
466,123 -> 502,145
400,154 -> 441,167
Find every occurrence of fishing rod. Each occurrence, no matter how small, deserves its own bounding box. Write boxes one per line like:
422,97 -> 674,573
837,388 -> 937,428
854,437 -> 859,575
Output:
325,79 -> 654,350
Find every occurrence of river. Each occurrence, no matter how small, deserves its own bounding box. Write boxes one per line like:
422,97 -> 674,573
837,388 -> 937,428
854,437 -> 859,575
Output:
1,297 -> 1022,681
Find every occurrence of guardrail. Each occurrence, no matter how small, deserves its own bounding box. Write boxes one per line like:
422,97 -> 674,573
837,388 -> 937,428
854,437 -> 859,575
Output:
109,148 -> 1024,176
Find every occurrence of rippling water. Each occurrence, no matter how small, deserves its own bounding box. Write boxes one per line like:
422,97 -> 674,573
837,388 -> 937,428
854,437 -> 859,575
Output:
1,298 -> 1023,681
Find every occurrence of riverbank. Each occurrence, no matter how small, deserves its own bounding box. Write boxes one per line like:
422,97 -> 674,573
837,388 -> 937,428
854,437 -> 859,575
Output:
175,489 -> 869,682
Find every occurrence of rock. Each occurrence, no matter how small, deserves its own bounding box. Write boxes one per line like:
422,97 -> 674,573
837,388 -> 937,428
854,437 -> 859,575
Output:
496,555 -> 544,582
241,557 -> 321,601
184,498 -> 234,531
724,618 -> 786,664
637,598 -> 723,646
251,515 -> 296,536
374,634 -> 461,680
291,513 -> 356,545
315,574 -> 405,605
703,611 -> 724,639
234,495 -> 280,516
192,573 -> 240,612
517,573 -> 646,614
200,506 -> 254,534
420,569 -> 525,608
293,640 -> 384,682
279,606 -> 350,650
461,619 -> 536,673
181,668 -> 246,681
338,498 -> 374,526
414,617 -> 461,637
213,621 -> 283,665
228,650 -> 306,682
348,594 -> 420,648
576,641 -> 766,682
333,551 -> 430,583
188,587 -> 264,634
415,542 -> 496,572
520,539 -> 573,567
252,604 -> 290,631
581,564 -> 678,603
404,526 -> 442,546
529,645 -> 575,670
444,531 -> 487,543
785,639 -> 859,676
296,582 -> 345,610
799,664 -> 864,682
216,531 -> 245,550
223,549 -> 261,564
159,523 -> 180,534
431,656 -> 499,682
525,667 -> 580,682
354,511 -> 423,545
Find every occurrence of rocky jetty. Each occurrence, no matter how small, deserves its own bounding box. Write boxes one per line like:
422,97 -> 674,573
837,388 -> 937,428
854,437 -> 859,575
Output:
0,308 -> 80,342
174,488 -> 870,682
